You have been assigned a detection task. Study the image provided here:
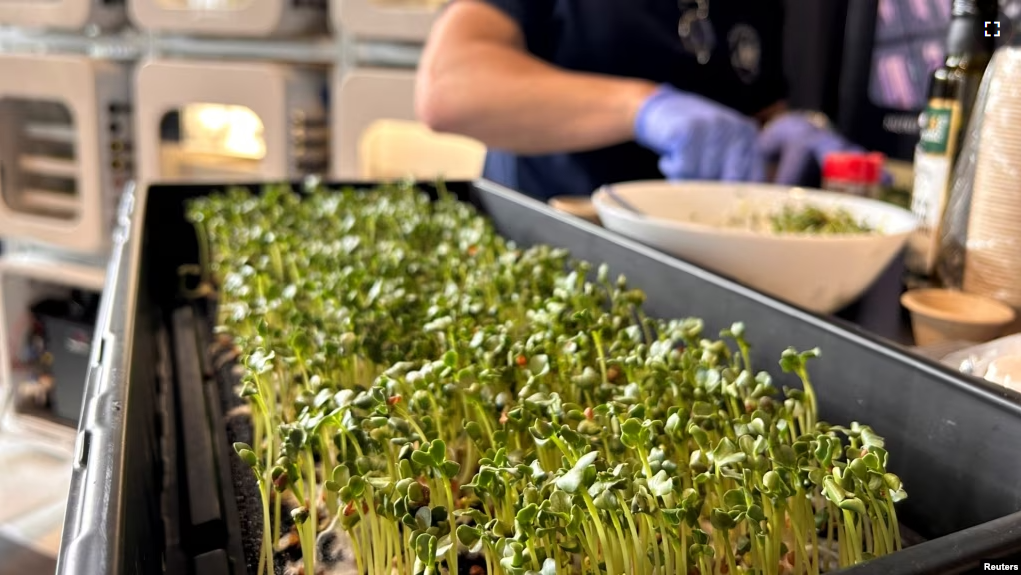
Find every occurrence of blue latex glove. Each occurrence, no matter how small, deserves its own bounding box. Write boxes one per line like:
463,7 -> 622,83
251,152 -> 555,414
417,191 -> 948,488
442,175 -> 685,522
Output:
756,112 -> 863,186
635,84 -> 764,182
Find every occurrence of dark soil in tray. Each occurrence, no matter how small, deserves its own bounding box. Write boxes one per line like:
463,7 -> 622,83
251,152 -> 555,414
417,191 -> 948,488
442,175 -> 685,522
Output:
212,342 -> 269,575
212,341 -> 306,575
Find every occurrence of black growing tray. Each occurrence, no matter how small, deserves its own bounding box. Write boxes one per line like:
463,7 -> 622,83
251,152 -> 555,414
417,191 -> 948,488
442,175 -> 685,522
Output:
57,179 -> 1021,575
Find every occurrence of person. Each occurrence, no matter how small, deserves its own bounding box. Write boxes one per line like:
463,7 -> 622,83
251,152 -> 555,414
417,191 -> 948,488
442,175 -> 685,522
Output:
415,0 -> 864,201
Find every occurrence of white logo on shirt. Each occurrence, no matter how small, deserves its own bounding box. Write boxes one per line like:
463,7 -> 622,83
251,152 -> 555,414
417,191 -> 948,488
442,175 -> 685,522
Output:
728,24 -> 761,84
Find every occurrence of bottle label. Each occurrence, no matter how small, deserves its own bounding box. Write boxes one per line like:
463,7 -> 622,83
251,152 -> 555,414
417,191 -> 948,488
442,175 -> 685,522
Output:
919,106 -> 955,154
907,99 -> 963,275
908,152 -> 953,274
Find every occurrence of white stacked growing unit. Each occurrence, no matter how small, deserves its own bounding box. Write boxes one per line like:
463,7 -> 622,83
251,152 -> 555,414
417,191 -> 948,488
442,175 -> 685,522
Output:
333,67 -> 485,180
135,58 -> 328,185
0,54 -> 131,256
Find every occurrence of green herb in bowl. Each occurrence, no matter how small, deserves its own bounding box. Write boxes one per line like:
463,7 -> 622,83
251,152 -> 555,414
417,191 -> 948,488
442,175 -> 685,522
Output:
769,204 -> 874,235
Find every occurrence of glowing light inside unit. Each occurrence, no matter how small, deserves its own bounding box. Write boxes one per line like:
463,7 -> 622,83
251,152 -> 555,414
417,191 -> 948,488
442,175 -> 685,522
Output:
182,103 -> 266,159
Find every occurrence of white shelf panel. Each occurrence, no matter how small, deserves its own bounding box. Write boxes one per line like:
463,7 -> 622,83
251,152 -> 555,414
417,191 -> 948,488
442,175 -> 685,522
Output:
20,190 -> 79,216
24,123 -> 78,144
18,155 -> 80,179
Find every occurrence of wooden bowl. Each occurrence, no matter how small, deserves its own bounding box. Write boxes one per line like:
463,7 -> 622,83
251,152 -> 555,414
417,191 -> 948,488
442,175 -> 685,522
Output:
549,196 -> 600,225
901,288 -> 1017,346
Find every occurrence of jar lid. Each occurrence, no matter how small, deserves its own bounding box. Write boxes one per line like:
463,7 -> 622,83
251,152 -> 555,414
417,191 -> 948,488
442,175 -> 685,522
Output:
822,152 -> 885,184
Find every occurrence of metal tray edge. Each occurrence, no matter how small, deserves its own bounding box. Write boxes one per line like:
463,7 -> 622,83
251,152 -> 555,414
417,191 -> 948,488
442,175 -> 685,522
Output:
56,181 -> 142,575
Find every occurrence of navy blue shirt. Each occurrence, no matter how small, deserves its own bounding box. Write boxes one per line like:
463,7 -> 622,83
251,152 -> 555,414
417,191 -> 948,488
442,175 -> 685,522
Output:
477,0 -> 788,200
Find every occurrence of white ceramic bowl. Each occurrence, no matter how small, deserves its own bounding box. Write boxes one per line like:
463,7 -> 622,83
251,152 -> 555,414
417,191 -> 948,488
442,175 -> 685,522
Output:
592,181 -> 920,314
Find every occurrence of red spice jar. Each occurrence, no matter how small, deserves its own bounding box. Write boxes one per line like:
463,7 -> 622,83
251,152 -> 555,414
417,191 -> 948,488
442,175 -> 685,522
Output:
821,152 -> 885,198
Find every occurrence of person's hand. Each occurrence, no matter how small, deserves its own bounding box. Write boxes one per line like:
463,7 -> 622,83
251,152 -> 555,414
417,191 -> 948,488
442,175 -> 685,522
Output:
756,112 -> 863,186
634,84 -> 765,182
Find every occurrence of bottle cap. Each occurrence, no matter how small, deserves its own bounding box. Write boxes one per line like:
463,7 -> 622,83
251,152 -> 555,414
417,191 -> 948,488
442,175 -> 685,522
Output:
822,152 -> 885,184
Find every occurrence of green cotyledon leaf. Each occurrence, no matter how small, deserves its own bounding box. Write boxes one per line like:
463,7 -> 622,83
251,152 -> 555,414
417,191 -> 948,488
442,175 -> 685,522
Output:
712,437 -> 747,468
620,418 -> 642,449
415,532 -> 437,563
823,476 -> 846,504
429,439 -> 447,466
724,488 -> 747,510
838,497 -> 867,515
555,451 -> 598,494
528,354 -> 550,377
515,503 -> 539,527
710,508 -> 737,531
648,470 -> 674,497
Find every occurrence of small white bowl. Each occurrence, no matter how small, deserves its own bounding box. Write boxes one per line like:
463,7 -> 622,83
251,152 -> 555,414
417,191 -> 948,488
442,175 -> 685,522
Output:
592,181 -> 919,314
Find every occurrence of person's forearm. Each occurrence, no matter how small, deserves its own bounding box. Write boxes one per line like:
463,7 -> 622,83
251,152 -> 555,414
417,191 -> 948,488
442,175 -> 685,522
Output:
417,40 -> 657,155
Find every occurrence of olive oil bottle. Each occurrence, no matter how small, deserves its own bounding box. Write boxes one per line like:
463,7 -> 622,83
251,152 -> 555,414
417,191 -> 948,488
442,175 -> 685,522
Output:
906,0 -> 998,278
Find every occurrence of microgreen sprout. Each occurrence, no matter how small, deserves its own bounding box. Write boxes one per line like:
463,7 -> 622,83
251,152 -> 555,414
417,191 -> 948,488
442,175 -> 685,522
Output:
189,183 -> 908,575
